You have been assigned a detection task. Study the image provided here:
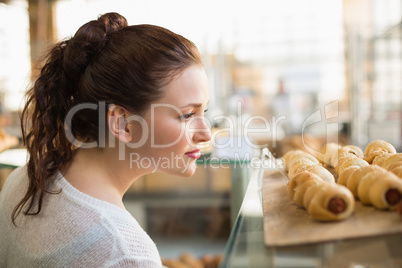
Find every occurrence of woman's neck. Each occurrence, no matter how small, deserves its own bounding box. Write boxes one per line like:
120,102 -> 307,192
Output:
61,148 -> 139,209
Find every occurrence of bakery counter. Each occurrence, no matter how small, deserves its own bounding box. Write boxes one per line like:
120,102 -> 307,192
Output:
219,164 -> 402,268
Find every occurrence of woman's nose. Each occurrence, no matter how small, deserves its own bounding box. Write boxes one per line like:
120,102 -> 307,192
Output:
192,117 -> 211,143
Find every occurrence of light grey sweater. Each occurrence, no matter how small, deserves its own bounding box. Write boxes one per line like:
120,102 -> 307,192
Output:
0,166 -> 162,267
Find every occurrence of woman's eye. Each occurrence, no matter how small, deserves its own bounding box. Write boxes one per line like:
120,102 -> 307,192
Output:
180,112 -> 196,120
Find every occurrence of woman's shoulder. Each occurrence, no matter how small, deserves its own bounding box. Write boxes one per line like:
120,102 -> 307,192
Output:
0,165 -> 29,202
42,186 -> 162,266
3,165 -> 28,184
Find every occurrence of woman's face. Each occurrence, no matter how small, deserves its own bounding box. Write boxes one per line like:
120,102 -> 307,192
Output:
127,65 -> 211,176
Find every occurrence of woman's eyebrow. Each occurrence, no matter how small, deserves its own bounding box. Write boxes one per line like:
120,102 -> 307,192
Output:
180,101 -> 209,109
180,103 -> 202,108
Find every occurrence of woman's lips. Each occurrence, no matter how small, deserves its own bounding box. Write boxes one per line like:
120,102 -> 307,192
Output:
185,149 -> 201,160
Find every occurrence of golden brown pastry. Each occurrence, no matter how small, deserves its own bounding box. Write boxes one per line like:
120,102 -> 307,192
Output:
287,171 -> 322,201
303,165 -> 335,183
318,141 -> 402,210
342,145 -> 364,158
283,150 -> 319,172
371,153 -> 392,166
335,154 -> 362,175
367,175 -> 402,210
284,147 -> 362,221
390,165 -> 402,178
365,139 -> 402,178
377,153 -> 402,179
284,149 -> 335,183
305,183 -> 355,221
357,168 -> 391,204
288,162 -> 335,183
330,145 -> 364,170
339,164 -> 402,210
286,169 -> 354,221
380,154 -> 402,170
364,140 -> 397,164
338,165 -> 360,186
287,158 -> 318,179
345,165 -> 384,197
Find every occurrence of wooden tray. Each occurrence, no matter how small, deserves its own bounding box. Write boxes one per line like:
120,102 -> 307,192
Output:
262,170 -> 402,247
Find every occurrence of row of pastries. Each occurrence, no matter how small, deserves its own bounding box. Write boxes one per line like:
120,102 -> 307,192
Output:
282,140 -> 402,221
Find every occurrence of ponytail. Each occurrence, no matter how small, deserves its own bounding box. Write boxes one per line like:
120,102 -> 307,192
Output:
13,41 -> 75,224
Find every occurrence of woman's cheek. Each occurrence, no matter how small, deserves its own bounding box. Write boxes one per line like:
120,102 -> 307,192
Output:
154,120 -> 186,147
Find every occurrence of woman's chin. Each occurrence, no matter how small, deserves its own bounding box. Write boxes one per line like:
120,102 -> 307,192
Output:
160,164 -> 197,177
179,167 -> 197,177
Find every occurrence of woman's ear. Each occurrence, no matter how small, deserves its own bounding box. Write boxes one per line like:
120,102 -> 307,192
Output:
108,105 -> 133,143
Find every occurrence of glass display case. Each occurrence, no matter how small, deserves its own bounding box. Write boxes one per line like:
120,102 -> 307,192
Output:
220,162 -> 402,268
347,17 -> 402,152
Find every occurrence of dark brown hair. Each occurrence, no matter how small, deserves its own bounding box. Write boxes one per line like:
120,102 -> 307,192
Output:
13,12 -> 203,223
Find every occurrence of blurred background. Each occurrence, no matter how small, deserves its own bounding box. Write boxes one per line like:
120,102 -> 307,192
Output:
0,0 -> 401,267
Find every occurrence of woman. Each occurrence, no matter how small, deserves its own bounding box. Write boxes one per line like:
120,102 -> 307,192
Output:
0,12 -> 210,267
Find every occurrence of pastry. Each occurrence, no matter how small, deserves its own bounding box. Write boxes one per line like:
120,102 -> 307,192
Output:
283,150 -> 319,172
364,140 -> 402,179
364,140 -> 397,164
305,183 -> 355,221
338,165 -> 360,186
283,151 -> 354,221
